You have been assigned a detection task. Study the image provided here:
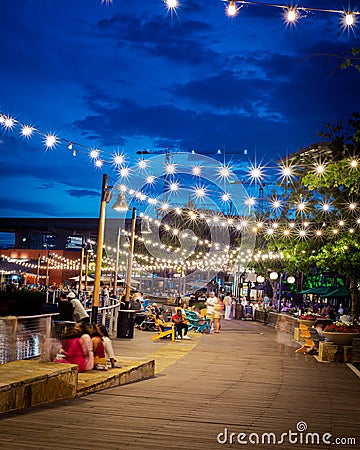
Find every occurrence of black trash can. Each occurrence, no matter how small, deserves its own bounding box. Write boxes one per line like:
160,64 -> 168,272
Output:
117,310 -> 136,338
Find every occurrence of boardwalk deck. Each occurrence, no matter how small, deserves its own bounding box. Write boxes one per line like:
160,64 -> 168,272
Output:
0,320 -> 359,449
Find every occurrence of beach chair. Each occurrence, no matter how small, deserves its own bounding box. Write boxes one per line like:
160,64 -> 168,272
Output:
185,311 -> 211,333
151,316 -> 176,341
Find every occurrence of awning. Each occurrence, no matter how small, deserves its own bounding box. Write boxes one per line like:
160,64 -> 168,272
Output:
320,286 -> 350,298
300,286 -> 332,295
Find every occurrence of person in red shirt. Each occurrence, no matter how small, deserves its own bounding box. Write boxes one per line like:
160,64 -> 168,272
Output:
172,309 -> 190,340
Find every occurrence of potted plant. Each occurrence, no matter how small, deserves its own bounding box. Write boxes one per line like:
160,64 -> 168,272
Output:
323,322 -> 360,345
298,313 -> 321,327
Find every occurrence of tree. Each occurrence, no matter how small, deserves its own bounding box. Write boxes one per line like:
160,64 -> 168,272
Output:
249,115 -> 360,319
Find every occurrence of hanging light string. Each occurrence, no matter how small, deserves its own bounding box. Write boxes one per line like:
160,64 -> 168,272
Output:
221,1 -> 358,28
1,111 -> 358,185
1,111 -> 359,238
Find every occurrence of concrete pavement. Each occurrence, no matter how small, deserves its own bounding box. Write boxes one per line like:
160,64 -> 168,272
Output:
0,319 -> 359,450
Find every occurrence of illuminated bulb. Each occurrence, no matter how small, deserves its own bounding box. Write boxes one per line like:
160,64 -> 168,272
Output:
222,193 -> 230,202
272,222 -> 279,229
349,228 -> 354,234
120,167 -> 130,178
192,165 -> 202,176
161,203 -> 169,211
175,207 -> 182,215
195,187 -> 206,198
267,228 -> 274,235
169,182 -> 180,192
114,154 -> 124,165
332,229 -> 338,234
289,222 -> 295,228
316,230 -> 322,236
345,12 -> 354,27
218,165 -> 231,179
95,159 -> 103,168
250,167 -> 262,179
21,125 -> 34,137
299,230 -> 306,237
283,229 -> 290,236
281,166 -> 293,178
339,220 -> 345,226
146,175 -> 155,184
72,149 -> 77,157
357,218 -> 360,224
165,0 -> 178,9
90,149 -> 99,159
322,203 -> 330,212
45,134 -> 57,149
286,7 -> 298,23
316,164 -> 325,174
241,220 -> 248,228
227,0 -> 237,17
272,200 -> 281,209
349,203 -> 356,210
350,159 -> 358,168
165,163 -> 176,174
4,117 -> 15,129
68,142 -> 73,150
245,197 -> 255,206
138,159 -> 148,170
297,202 -> 306,211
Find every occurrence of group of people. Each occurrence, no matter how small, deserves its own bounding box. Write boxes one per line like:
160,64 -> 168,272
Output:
57,291 -> 90,323
54,322 -> 118,372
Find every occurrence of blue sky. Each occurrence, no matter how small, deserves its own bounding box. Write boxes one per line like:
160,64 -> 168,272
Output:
0,0 -> 359,219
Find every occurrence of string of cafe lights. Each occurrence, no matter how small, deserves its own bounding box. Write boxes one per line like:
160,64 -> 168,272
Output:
2,112 -> 358,197
1,253 -> 80,271
164,0 -> 359,29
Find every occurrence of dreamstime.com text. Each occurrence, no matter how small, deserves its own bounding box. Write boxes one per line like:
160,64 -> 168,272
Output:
217,421 -> 357,446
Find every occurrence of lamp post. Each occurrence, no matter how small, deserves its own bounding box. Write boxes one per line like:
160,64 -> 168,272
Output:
92,174 -> 112,324
113,227 -> 121,298
269,271 -> 279,310
79,242 -> 85,291
36,253 -> 41,287
45,252 -> 52,287
124,206 -> 136,309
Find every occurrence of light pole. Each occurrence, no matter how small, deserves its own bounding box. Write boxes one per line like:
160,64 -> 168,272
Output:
269,271 -> 279,310
36,253 -> 41,287
92,174 -> 112,324
124,206 -> 136,309
113,227 -> 121,298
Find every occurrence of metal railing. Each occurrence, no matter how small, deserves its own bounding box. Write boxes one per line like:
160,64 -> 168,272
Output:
0,298 -> 120,364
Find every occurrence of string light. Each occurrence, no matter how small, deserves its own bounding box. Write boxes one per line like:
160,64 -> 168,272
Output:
21,125 -> 34,137
45,134 -> 58,149
223,1 -> 360,30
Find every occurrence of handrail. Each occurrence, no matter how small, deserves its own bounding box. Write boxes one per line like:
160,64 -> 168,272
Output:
0,298 -> 121,364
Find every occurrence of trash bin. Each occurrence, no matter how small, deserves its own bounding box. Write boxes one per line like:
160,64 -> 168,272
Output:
117,310 -> 136,338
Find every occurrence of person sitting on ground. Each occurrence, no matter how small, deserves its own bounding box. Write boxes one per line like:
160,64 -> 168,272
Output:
172,308 -> 190,340
67,292 -> 90,323
76,322 -> 94,371
53,325 -> 87,373
57,292 -> 74,321
97,324 -> 120,368
91,324 -> 108,370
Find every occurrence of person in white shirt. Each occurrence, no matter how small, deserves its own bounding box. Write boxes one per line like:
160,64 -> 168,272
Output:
223,293 -> 232,320
206,292 -> 217,333
67,292 -> 90,323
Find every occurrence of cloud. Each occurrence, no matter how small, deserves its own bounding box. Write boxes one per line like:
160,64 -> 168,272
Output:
66,189 -> 99,198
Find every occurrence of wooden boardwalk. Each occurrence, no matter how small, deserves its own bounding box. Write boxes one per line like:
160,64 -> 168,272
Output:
0,320 -> 359,449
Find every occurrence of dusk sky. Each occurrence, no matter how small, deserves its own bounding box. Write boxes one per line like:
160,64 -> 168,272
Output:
0,0 -> 359,222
